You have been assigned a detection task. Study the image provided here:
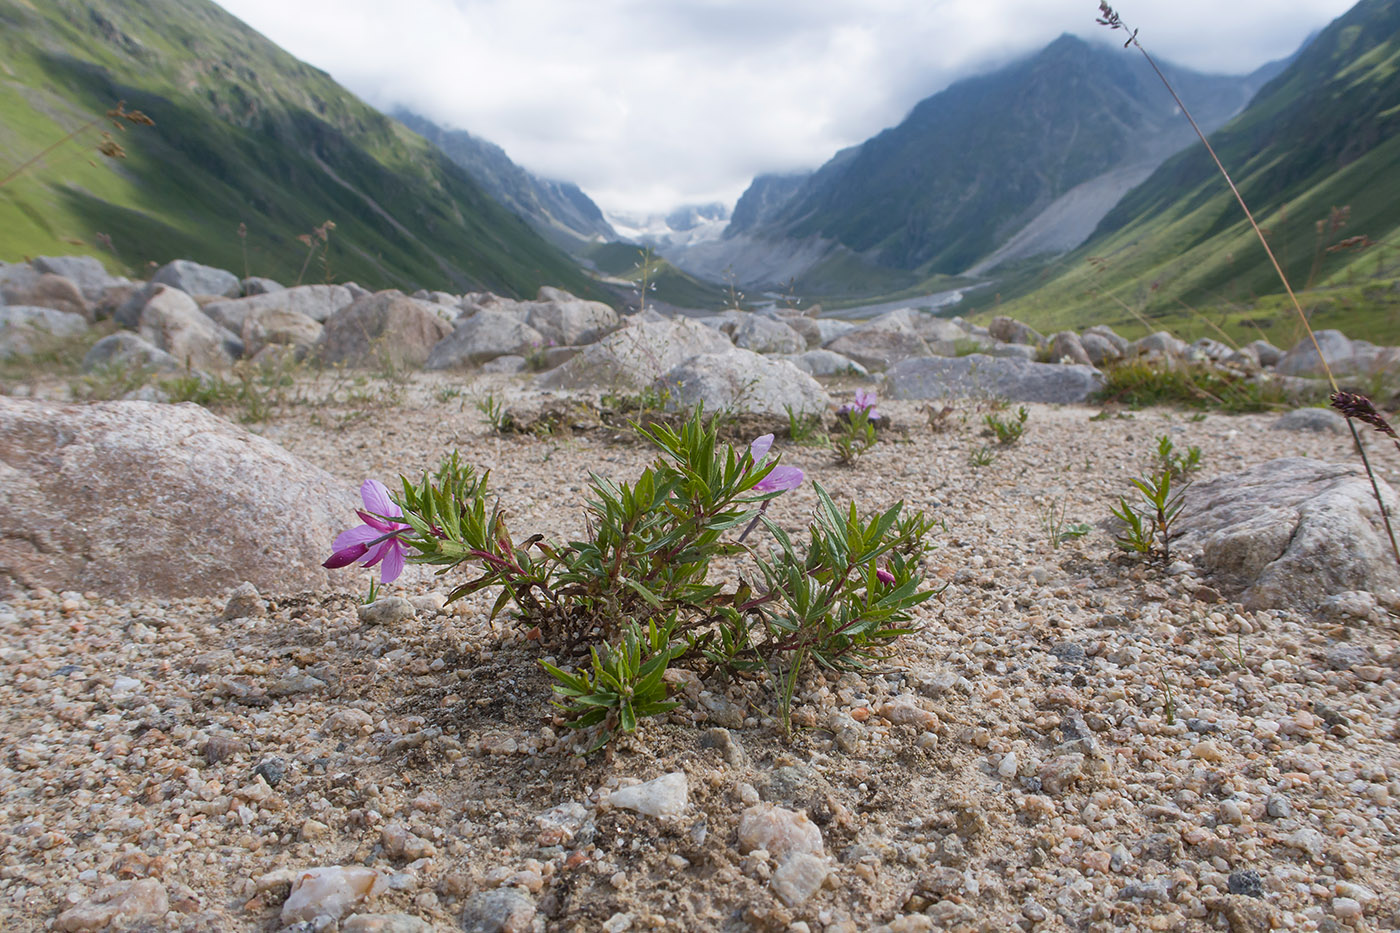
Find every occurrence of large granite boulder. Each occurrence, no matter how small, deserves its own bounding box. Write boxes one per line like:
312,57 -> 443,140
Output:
0,272 -> 90,321
203,284 -> 355,332
780,349 -> 870,378
136,285 -> 243,370
824,311 -> 932,372
1127,331 -> 1189,361
33,255 -> 128,303
537,319 -> 732,391
0,399 -> 358,598
426,310 -> 546,370
317,291 -> 453,369
1079,333 -> 1122,366
524,288 -> 620,346
885,354 -> 1104,404
1047,331 -> 1092,366
0,307 -> 88,360
151,259 -> 241,298
82,333 -> 182,374
241,307 -> 324,357
725,314 -> 806,355
988,316 -> 1044,346
1176,458 -> 1400,611
1276,330 -> 1400,378
658,348 -> 829,418
1083,325 -> 1128,354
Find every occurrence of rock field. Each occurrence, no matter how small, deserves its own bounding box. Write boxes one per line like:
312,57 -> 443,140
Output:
2,373 -> 1399,933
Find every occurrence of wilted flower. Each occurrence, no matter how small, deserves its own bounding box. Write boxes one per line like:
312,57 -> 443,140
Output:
324,480 -> 412,583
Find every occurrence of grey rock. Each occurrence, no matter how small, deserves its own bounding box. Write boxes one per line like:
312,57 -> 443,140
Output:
240,276 -> 284,296
989,343 -> 1039,361
780,349 -> 870,378
1119,878 -> 1171,902
242,308 -> 323,357
1079,332 -> 1122,366
699,728 -> 746,767
357,597 -> 417,626
151,259 -> 241,298
0,399 -> 359,598
1189,337 -> 1234,361
1127,331 -> 1188,360
524,287 -> 620,346
659,348 -> 828,417
815,318 -> 856,344
1271,408 -> 1347,434
1265,794 -> 1293,819
1228,869 -> 1263,898
825,313 -> 932,372
1083,324 -> 1128,353
1247,339 -> 1283,367
481,354 -> 528,374
33,255 -> 127,303
988,316 -> 1043,346
223,582 -> 267,620
1176,457 -> 1400,610
253,757 -> 286,787
537,319 -> 731,391
82,333 -> 183,374
775,313 -> 822,349
0,272 -> 90,321
317,291 -> 453,369
204,284 -> 354,331
426,310 -> 545,370
112,282 -> 159,329
725,314 -> 806,354
137,285 -> 242,369
460,889 -> 536,933
885,354 -> 1103,404
1048,331 -> 1092,366
1276,329 -> 1356,377
0,307 -> 88,359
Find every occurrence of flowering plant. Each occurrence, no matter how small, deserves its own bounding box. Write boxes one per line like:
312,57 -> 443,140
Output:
325,408 -> 937,750
834,390 -> 880,465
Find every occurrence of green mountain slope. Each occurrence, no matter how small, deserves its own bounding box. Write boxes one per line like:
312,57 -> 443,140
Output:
0,0 -> 605,299
746,35 -> 1261,278
391,108 -> 616,253
982,0 -> 1400,341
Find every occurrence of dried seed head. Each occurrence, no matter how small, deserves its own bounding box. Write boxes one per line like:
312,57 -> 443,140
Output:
1331,391 -> 1399,439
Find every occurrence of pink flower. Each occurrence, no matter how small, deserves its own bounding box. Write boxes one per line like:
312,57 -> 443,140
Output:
323,480 -> 411,583
755,465 -> 805,492
747,433 -> 803,493
838,389 -> 881,421
875,568 -> 895,585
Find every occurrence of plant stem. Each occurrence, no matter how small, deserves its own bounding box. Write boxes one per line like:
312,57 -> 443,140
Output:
1105,8 -> 1400,569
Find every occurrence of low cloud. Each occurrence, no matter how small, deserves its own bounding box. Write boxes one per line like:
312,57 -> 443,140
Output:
215,0 -> 1353,215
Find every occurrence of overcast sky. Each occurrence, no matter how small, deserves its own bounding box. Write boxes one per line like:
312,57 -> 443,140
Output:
212,0 -> 1354,218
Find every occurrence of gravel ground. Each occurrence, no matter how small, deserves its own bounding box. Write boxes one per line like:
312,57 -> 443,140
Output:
2,374 -> 1398,932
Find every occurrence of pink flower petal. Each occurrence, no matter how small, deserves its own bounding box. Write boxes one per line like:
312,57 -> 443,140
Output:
749,434 -> 774,462
360,479 -> 402,519
323,542 -> 368,569
876,568 -> 895,585
332,524 -> 380,552
755,465 -> 804,492
379,542 -> 406,583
